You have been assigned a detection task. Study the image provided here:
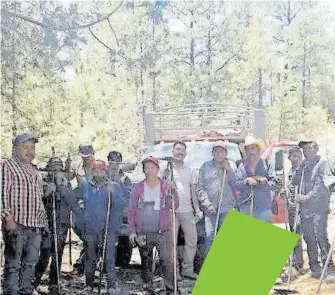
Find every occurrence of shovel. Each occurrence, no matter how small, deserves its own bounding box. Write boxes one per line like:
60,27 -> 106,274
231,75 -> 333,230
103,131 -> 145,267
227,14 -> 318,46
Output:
273,168 -> 305,294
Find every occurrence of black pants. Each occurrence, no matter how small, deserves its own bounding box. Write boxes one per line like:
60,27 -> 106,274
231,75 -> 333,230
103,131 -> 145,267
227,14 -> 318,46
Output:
288,207 -> 304,269
34,224 -> 68,287
301,212 -> 334,273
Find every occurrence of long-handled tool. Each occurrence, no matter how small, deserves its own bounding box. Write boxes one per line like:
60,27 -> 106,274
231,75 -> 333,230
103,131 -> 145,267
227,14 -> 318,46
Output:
274,168 -> 305,294
214,169 -> 227,237
250,187 -> 255,217
98,191 -> 112,295
287,169 -> 305,291
52,174 -> 62,295
69,211 -> 73,266
168,159 -> 178,295
315,235 -> 335,295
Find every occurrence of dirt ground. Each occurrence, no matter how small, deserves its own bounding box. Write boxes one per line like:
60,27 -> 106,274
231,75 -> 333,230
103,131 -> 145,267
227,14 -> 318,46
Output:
1,195 -> 335,295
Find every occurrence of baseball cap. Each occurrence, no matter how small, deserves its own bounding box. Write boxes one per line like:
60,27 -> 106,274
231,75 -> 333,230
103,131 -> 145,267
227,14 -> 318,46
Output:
13,133 -> 38,147
46,157 -> 63,169
213,140 -> 228,150
90,160 -> 107,171
79,143 -> 94,158
142,156 -> 159,167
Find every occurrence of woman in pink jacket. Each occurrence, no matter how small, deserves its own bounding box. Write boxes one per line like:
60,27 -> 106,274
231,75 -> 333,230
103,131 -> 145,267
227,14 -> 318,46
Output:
128,156 -> 179,293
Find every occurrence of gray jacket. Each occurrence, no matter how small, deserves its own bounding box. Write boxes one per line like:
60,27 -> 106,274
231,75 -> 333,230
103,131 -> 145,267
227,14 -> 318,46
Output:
324,155 -> 335,192
196,159 -> 237,214
292,155 -> 331,217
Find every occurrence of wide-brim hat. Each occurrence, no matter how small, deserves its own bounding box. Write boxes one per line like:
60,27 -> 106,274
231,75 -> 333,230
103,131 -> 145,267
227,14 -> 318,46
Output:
244,135 -> 265,150
212,140 -> 228,151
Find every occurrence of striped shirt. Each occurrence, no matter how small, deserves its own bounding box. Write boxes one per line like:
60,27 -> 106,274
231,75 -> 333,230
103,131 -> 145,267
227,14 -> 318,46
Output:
1,158 -> 47,228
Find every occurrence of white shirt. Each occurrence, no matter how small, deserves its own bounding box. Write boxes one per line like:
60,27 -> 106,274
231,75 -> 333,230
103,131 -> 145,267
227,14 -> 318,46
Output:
144,182 -> 161,210
173,164 -> 197,213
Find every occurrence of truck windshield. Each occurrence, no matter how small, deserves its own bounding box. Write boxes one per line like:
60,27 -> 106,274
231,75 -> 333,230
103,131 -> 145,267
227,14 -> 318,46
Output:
135,141 -> 241,173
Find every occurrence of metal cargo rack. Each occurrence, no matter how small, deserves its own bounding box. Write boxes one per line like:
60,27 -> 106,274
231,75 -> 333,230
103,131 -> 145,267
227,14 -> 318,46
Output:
144,103 -> 265,146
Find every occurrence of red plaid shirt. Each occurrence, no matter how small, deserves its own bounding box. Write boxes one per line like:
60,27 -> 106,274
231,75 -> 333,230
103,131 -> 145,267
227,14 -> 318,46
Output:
1,158 -> 47,227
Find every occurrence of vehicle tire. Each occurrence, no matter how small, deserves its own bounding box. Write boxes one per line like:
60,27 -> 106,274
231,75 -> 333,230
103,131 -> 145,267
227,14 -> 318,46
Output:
116,236 -> 132,267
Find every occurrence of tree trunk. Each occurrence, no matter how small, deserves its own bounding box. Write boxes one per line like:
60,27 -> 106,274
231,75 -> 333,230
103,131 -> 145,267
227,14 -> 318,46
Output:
302,43 -> 307,107
258,68 -> 263,108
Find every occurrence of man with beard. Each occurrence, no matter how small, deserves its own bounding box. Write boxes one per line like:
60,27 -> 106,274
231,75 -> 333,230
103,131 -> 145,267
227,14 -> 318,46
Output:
167,141 -> 202,280
33,157 -> 83,294
235,136 -> 276,223
80,160 -> 125,295
1,133 -> 48,295
292,141 -> 335,279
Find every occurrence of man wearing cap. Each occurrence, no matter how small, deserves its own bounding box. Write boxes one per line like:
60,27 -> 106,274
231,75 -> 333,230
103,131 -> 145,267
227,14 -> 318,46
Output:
235,136 -> 276,223
80,160 -> 125,295
292,141 -> 335,279
1,133 -> 48,295
196,140 -> 238,257
285,147 -> 304,274
33,157 -> 83,294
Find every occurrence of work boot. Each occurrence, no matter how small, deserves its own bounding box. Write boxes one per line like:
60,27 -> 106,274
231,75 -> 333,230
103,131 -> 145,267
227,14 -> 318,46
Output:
49,284 -> 64,295
311,271 -> 321,279
79,286 -> 94,295
294,266 -> 307,275
108,285 -> 121,294
325,273 -> 335,284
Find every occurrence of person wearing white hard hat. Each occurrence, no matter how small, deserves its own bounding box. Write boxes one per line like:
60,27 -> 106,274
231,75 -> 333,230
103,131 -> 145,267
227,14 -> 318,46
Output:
235,136 -> 276,223
196,140 -> 238,257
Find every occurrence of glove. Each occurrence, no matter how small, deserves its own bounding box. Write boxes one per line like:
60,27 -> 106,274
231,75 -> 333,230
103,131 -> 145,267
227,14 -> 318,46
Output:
77,199 -> 85,210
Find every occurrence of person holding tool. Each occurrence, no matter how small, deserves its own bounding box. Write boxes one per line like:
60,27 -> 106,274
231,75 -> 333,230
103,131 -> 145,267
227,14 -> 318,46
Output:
1,133 -> 48,295
235,136 -> 276,222
292,141 -> 335,280
165,141 -> 201,281
196,140 -> 238,258
128,156 -> 179,294
67,143 -> 95,276
79,160 -> 125,295
33,157 -> 83,294
283,147 -> 305,275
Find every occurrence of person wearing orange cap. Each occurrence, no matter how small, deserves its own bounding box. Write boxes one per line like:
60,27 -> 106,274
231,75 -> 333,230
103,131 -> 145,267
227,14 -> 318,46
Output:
128,156 -> 179,293
79,160 -> 125,295
235,136 -> 276,223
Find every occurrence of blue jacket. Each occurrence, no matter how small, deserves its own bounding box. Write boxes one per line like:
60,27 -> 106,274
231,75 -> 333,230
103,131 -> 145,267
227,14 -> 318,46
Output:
81,180 -> 125,235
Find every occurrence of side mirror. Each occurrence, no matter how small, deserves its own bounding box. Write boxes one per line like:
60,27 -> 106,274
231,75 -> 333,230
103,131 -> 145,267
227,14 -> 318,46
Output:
275,150 -> 284,171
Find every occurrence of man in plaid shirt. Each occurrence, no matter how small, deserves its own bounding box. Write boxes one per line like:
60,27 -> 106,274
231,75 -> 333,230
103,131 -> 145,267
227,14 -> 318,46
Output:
1,133 -> 49,295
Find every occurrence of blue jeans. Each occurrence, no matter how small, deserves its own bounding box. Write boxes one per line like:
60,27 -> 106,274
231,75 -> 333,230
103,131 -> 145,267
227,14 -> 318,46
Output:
204,212 -> 228,257
3,225 -> 42,295
84,232 -> 117,289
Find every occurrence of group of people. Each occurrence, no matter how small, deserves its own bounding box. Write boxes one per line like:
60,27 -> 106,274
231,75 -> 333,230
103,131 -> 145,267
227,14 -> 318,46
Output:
1,132 -> 335,295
